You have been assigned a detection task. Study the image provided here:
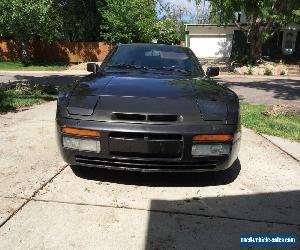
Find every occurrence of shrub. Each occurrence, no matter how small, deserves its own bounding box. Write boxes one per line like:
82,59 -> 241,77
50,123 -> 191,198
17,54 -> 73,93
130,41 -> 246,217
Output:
245,66 -> 253,75
264,67 -> 272,75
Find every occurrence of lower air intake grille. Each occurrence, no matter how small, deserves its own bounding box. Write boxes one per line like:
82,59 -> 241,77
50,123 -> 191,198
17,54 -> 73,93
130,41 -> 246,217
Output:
75,155 -> 218,171
148,115 -> 178,122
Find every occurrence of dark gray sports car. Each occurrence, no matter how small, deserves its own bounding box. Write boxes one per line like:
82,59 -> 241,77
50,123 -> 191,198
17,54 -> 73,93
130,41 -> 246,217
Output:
56,43 -> 240,172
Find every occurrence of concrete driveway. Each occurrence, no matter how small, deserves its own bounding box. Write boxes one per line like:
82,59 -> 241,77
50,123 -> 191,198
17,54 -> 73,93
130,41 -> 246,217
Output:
0,101 -> 299,249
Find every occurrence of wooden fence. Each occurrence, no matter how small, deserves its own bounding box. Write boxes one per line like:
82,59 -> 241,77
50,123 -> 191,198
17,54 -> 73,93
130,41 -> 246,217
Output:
0,40 -> 111,62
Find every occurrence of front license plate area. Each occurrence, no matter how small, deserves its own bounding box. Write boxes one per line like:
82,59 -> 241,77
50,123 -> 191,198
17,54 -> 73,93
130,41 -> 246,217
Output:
109,137 -> 182,158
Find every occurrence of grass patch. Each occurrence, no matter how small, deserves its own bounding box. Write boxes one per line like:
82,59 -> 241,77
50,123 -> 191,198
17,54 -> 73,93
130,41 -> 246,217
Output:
0,83 -> 58,113
240,102 -> 300,141
0,61 -> 69,71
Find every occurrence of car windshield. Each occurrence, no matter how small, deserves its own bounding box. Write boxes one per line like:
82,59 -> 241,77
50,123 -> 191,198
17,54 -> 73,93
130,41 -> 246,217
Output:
102,44 -> 203,76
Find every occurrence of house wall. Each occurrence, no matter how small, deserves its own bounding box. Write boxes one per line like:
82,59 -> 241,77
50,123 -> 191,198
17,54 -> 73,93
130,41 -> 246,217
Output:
0,40 -> 111,62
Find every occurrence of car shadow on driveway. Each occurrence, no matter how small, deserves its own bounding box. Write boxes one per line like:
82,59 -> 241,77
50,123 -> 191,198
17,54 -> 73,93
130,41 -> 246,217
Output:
70,159 -> 241,187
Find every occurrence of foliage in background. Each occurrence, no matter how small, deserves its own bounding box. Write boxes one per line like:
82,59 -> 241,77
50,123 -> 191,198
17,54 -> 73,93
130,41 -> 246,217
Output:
0,0 -> 63,61
0,0 -> 62,41
56,0 -> 105,42
293,9 -> 300,22
190,0 -> 214,24
155,17 -> 180,44
101,0 -> 157,43
0,83 -> 58,113
0,0 -> 108,43
156,0 -> 188,44
0,0 -> 185,46
208,0 -> 300,62
240,102 -> 300,141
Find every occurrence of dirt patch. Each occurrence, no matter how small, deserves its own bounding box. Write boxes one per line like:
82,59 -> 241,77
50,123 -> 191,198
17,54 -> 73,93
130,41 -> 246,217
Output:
262,102 -> 300,116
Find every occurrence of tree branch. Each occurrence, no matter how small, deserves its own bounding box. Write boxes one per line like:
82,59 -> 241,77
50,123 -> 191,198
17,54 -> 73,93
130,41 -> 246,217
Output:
234,20 -> 247,31
265,0 -> 287,32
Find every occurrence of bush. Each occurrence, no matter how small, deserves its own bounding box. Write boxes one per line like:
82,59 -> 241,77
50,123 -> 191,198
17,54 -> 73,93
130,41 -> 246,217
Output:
264,67 -> 272,75
280,70 -> 286,76
0,82 -> 58,113
244,65 -> 253,75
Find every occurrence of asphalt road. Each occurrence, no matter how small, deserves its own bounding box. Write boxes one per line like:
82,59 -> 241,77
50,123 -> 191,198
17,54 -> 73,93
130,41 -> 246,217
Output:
1,70 -> 299,105
216,75 -> 300,105
0,70 -> 87,86
0,101 -> 299,249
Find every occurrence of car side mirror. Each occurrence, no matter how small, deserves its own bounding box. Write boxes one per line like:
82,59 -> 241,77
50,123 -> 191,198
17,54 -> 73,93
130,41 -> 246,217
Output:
206,67 -> 220,77
87,63 -> 99,74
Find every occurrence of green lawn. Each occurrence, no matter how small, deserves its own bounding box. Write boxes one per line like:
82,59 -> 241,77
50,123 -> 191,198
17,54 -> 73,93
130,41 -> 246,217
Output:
240,102 -> 300,141
0,61 -> 69,71
0,83 -> 58,113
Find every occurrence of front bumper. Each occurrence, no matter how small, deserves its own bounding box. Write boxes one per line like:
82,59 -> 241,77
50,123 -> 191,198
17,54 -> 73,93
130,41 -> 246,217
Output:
56,118 -> 241,172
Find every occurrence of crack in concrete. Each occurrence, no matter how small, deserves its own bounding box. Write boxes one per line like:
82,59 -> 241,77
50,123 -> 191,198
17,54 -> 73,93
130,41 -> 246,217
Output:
0,164 -> 69,228
1,195 -> 298,227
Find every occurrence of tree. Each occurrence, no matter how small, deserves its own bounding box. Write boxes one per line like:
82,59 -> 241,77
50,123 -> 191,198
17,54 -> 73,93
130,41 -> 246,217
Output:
156,1 -> 188,44
57,0 -> 105,42
157,0 -> 192,22
155,17 -> 180,44
0,0 -> 63,61
293,9 -> 300,23
188,0 -> 212,24
101,0 -> 157,43
208,0 -> 300,62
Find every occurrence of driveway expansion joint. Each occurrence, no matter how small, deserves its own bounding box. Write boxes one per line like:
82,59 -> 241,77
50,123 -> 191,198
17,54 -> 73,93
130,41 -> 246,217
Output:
0,164 -> 69,228
260,134 -> 299,162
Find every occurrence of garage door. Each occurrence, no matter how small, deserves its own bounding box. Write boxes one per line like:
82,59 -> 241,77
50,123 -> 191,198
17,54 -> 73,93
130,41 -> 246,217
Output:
189,34 -> 233,58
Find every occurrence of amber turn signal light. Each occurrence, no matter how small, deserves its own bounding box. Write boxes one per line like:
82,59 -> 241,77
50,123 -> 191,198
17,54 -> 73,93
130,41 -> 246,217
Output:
193,134 -> 232,142
62,127 -> 100,138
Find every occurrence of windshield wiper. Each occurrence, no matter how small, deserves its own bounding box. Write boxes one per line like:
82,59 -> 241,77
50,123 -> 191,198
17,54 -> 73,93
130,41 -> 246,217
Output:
149,66 -> 192,74
105,64 -> 192,74
105,64 -> 148,70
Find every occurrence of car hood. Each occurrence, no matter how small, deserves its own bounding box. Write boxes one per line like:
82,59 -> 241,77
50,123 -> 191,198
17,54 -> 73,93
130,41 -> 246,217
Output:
65,74 -> 238,123
70,74 -> 230,99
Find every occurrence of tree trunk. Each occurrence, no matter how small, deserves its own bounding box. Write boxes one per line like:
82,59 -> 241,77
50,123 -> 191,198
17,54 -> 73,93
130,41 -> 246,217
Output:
247,16 -> 264,63
249,31 -> 263,63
